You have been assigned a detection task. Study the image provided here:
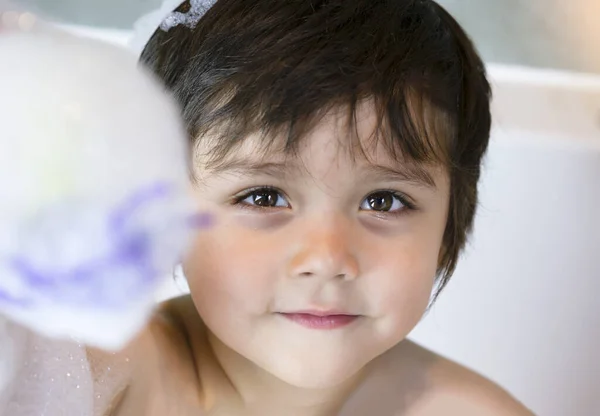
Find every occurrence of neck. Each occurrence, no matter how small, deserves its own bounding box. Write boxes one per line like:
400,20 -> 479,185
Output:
189,326 -> 369,416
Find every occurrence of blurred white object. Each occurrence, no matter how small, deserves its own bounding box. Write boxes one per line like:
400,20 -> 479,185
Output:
0,317 -> 24,403
410,64 -> 600,415
0,16 -> 199,351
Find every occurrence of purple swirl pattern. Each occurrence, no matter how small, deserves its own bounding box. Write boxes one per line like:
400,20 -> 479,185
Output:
0,182 -> 211,311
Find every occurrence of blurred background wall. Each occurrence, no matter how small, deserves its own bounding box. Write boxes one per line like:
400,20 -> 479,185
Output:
21,0 -> 600,74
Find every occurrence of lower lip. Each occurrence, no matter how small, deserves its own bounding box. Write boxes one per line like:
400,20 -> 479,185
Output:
280,313 -> 358,329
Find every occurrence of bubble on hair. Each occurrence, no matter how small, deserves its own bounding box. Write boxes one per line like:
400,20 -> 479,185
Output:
159,0 -> 217,32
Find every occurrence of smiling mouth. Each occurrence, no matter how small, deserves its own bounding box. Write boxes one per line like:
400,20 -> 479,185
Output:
278,312 -> 360,329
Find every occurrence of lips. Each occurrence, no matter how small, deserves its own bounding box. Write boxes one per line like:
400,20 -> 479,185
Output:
278,310 -> 359,329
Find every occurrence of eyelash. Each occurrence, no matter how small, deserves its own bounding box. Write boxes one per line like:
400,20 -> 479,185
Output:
364,189 -> 417,217
231,186 -> 417,216
231,186 -> 289,212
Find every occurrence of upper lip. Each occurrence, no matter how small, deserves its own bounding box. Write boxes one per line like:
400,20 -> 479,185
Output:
279,310 -> 357,317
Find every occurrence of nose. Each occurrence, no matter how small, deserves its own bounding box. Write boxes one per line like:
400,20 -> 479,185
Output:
286,217 -> 360,281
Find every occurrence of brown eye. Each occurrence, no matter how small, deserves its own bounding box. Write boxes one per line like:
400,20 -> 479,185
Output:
237,187 -> 290,208
361,191 -> 405,212
252,189 -> 280,207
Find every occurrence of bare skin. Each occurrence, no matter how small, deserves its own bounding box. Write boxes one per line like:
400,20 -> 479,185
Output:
88,295 -> 533,416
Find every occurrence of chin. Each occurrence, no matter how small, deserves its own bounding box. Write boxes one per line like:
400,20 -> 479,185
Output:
261,352 -> 369,390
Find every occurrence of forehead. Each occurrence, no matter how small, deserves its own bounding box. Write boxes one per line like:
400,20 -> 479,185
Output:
193,100 -> 446,187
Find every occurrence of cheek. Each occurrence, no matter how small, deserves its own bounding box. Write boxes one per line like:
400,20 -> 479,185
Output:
366,235 -> 440,327
182,226 -> 285,315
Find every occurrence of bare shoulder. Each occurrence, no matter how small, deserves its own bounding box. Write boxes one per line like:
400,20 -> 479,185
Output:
85,296 -> 197,415
393,341 -> 534,416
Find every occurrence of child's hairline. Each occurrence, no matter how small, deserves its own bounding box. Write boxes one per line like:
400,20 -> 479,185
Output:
189,93 -> 456,181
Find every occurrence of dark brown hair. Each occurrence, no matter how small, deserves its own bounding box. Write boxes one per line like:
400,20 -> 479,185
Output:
140,0 -> 491,296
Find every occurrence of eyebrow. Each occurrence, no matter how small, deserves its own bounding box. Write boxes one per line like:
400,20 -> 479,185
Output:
361,164 -> 437,189
208,158 -> 437,189
208,159 -> 297,178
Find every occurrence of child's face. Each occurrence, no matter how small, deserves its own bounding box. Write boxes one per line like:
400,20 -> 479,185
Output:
183,103 -> 450,389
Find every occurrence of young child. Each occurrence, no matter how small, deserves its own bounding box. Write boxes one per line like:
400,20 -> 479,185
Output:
93,0 -> 532,414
